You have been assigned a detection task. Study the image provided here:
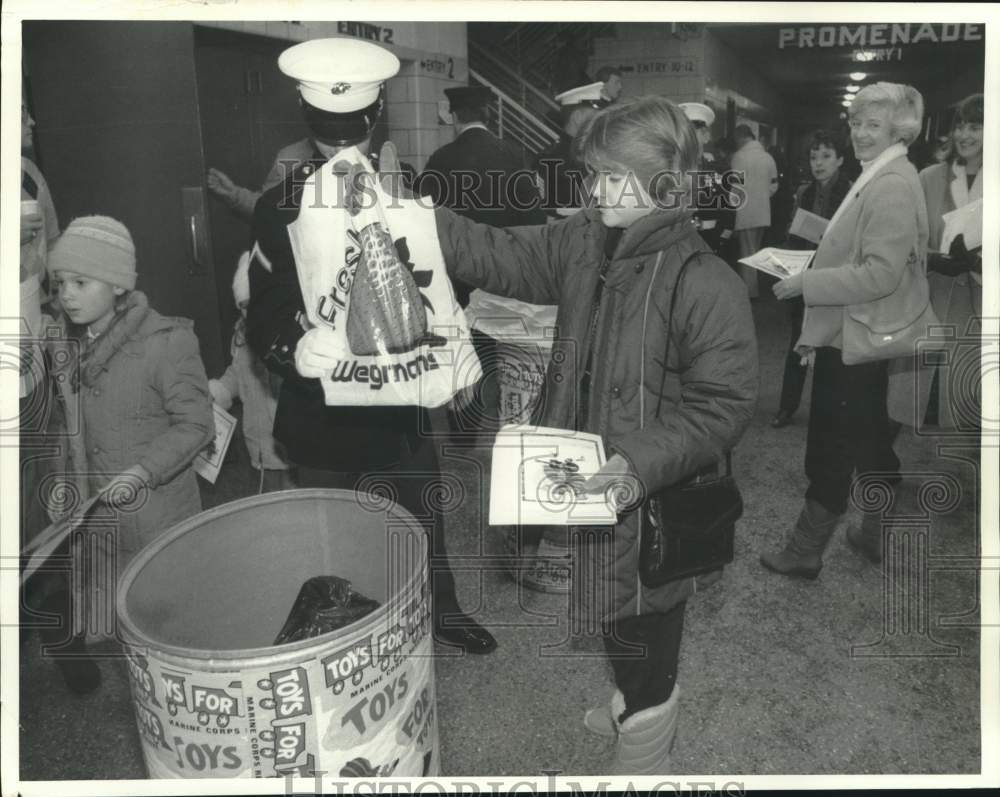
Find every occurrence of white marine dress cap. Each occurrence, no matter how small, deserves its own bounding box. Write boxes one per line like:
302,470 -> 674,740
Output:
679,102 -> 716,126
554,82 -> 609,108
278,38 -> 401,113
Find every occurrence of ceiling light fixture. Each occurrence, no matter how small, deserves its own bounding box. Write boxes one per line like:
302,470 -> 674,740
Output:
850,72 -> 867,81
842,100 -> 852,107
846,84 -> 861,93
844,93 -> 857,101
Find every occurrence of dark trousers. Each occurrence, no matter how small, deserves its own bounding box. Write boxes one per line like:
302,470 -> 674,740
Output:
448,329 -> 500,439
296,433 -> 459,616
805,347 -> 900,516
603,602 -> 686,722
778,298 -> 807,414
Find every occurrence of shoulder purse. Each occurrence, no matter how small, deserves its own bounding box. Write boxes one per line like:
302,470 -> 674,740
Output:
840,179 -> 942,366
840,258 -> 941,365
637,250 -> 744,588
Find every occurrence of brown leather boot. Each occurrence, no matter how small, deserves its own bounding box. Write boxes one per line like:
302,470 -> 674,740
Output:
760,500 -> 843,579
847,511 -> 883,564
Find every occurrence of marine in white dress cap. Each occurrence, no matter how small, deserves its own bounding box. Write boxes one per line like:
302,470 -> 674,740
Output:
554,81 -> 610,110
678,102 -> 716,127
278,38 -> 401,146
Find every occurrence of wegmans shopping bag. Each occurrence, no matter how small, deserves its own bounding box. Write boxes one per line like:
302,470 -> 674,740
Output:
288,148 -> 481,407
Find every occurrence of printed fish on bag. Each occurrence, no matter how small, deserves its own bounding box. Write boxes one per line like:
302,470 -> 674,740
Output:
345,171 -> 428,356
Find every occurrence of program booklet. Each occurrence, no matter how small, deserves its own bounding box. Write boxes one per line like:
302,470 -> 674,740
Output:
739,247 -> 816,280
787,208 -> 829,245
489,425 -> 618,526
194,404 -> 237,484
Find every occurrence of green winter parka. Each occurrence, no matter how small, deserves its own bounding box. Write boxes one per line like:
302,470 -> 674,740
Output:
435,206 -> 759,619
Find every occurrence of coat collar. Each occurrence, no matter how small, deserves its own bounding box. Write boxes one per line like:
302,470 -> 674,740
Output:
76,291 -> 156,386
591,207 -> 698,261
824,143 -> 908,239
949,160 -> 983,210
457,123 -> 490,137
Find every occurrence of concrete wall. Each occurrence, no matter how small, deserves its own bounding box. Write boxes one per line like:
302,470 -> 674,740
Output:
590,24 -> 707,105
702,29 -> 785,129
588,23 -> 784,145
197,20 -> 469,170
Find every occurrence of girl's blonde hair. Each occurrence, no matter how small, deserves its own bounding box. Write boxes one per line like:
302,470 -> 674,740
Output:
849,82 -> 924,146
580,95 -> 702,206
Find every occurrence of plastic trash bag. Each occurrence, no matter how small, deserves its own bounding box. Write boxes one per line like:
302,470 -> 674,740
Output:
273,576 -> 380,645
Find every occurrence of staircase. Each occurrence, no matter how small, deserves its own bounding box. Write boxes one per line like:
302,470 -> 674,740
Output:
467,22 -> 616,158
469,22 -> 615,95
469,68 -> 559,158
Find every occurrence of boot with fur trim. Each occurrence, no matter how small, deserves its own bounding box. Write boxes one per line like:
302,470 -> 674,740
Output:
610,685 -> 681,776
584,690 -> 621,738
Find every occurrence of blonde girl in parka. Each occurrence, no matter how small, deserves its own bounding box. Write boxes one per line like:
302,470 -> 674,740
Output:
44,216 -> 214,690
335,97 -> 758,774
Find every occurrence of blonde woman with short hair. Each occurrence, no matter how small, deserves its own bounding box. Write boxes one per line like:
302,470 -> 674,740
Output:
761,83 -> 930,576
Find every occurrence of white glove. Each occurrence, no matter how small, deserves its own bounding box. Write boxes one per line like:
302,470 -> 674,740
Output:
294,326 -> 348,379
208,378 -> 234,410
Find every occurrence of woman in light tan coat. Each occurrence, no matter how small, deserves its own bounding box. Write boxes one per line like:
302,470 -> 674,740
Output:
760,83 -> 930,578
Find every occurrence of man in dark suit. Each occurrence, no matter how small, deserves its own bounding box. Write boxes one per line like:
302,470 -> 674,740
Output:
414,86 -> 546,438
415,87 -> 545,253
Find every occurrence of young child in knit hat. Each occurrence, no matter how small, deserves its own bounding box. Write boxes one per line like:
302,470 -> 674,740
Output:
209,252 -> 295,492
43,215 -> 215,693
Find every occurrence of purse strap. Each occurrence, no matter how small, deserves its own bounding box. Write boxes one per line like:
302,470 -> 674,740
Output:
639,248 -> 732,477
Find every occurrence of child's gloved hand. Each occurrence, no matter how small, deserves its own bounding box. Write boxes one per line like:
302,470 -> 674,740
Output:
294,326 -> 348,379
99,465 -> 151,511
208,378 -> 233,410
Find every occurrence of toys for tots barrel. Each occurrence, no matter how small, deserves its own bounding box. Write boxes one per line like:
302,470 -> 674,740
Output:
115,489 -> 438,779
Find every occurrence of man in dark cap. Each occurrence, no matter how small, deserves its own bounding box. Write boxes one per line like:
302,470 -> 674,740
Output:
414,86 -> 546,439
534,82 -> 609,217
246,38 -> 496,655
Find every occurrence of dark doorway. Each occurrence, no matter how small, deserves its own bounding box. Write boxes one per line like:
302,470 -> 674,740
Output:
22,21 -> 226,374
193,26 -> 311,358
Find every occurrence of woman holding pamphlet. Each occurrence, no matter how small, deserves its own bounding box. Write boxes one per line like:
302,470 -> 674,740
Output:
770,130 -> 854,428
370,96 -> 758,773
760,83 -> 930,577
888,93 -> 983,434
